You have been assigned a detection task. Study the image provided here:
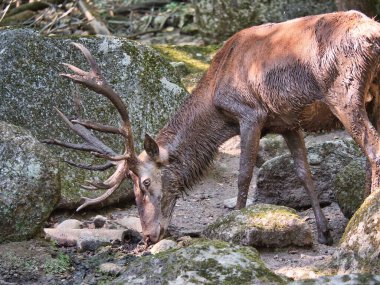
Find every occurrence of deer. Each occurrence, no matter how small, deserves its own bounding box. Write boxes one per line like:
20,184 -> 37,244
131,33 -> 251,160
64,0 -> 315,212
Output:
45,10 -> 380,246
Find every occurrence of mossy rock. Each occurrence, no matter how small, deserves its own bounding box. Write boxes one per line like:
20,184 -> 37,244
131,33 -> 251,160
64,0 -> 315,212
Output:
289,274 -> 380,285
203,204 -> 312,248
0,28 -> 188,210
113,239 -> 288,284
334,158 -> 366,218
0,121 -> 60,243
255,139 -> 363,209
193,0 -> 336,43
331,190 -> 380,273
0,239 -> 71,283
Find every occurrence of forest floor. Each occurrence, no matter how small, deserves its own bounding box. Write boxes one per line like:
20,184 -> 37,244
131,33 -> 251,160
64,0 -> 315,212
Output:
52,133 -> 348,282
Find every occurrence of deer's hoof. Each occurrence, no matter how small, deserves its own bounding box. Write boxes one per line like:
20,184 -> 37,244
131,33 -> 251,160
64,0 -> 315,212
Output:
318,229 -> 333,246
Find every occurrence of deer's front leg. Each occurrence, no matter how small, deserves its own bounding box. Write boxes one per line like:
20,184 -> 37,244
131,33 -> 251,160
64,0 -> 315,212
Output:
282,129 -> 333,245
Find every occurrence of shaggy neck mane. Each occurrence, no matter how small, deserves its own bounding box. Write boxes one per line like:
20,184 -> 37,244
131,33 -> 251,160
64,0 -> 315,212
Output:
156,65 -> 238,190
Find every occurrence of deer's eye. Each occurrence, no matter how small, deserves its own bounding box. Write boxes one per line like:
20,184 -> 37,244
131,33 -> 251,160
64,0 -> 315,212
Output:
143,179 -> 151,188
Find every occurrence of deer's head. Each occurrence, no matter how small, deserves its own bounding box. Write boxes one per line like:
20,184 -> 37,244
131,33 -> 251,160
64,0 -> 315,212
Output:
128,135 -> 179,244
45,43 -> 179,245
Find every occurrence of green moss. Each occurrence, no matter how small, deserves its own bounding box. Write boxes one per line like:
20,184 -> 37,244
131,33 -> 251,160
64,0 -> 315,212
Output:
44,251 -> 71,275
153,44 -> 218,73
116,239 -> 287,284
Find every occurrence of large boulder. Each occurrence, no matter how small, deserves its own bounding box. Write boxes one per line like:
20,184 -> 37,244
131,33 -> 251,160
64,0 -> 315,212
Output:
0,28 -> 188,210
255,139 -> 363,209
203,204 -> 312,248
113,239 -> 288,284
193,0 -> 337,43
289,274 -> 380,285
331,190 -> 380,274
0,121 -> 60,243
334,158 -> 366,218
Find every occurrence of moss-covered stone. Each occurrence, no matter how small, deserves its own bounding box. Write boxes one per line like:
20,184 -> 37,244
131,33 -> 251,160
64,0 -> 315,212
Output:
255,139 -> 363,209
203,204 -> 312,248
0,28 -> 188,210
289,274 -> 380,285
0,239 -> 71,283
193,0 -> 337,43
334,158 -> 366,218
113,239 -> 288,284
0,121 -> 60,243
331,190 -> 380,274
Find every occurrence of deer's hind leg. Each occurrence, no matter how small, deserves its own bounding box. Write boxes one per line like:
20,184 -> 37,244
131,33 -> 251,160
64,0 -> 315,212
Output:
327,85 -> 380,193
282,129 -> 333,245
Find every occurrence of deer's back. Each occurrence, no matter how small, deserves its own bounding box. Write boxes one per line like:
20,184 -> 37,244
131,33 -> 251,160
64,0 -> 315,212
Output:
211,10 -> 380,133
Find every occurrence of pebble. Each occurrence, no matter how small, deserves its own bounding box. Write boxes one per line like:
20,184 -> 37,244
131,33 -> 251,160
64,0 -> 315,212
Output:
116,216 -> 142,233
99,263 -> 124,276
93,215 -> 107,228
150,239 -> 177,255
223,197 -> 254,209
56,219 -> 82,230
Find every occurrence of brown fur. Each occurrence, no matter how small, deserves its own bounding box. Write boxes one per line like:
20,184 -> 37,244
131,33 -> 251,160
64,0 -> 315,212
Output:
150,11 -> 380,245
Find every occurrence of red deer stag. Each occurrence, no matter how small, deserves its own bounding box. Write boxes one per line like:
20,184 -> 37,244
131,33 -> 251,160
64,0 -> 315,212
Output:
45,11 -> 380,246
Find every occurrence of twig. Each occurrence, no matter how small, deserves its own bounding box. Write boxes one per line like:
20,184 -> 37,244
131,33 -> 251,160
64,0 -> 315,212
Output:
0,0 -> 13,24
78,0 -> 111,35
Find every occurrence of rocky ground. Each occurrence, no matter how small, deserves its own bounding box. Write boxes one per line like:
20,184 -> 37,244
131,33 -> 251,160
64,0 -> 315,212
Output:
10,132 -> 348,284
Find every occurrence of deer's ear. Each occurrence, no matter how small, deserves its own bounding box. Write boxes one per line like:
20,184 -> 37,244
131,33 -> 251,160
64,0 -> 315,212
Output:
144,134 -> 160,161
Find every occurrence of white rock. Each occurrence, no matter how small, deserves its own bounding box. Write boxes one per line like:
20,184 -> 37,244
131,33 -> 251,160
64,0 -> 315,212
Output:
116,216 -> 142,233
56,219 -> 82,230
223,197 -> 254,209
150,239 -> 177,255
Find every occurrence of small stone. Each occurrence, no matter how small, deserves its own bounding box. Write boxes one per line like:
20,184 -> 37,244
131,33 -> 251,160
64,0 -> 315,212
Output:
150,239 -> 177,255
116,217 -> 142,233
170,62 -> 189,77
56,219 -> 82,230
223,197 -> 254,209
93,215 -> 107,228
99,262 -> 124,276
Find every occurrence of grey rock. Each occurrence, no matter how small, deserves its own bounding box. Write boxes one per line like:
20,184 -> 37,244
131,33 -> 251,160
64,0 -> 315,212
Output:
255,139 -> 363,209
150,239 -> 177,255
0,28 -> 188,210
193,0 -> 336,43
170,61 -> 189,77
56,219 -> 82,230
257,134 -> 288,166
334,158 -> 366,218
0,121 -> 60,243
116,216 -> 142,233
289,274 -> 380,285
331,190 -> 380,274
112,239 -> 288,284
44,228 -> 126,250
203,204 -> 312,248
93,215 -> 107,228
223,197 -> 254,209
99,263 -> 124,276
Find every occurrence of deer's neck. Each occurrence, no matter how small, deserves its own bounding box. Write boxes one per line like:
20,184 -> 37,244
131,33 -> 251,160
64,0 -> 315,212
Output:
156,86 -> 238,190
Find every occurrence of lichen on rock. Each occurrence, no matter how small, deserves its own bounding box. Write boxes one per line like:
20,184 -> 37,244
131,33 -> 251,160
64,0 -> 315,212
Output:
113,239 -> 288,284
203,204 -> 312,248
0,28 -> 188,210
255,139 -> 363,209
334,158 -> 366,218
331,190 -> 380,274
0,121 -> 60,243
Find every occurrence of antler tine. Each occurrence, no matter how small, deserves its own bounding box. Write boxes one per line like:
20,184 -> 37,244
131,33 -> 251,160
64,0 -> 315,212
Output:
76,161 -> 128,211
61,42 -> 137,159
64,160 -> 114,171
53,107 -> 117,157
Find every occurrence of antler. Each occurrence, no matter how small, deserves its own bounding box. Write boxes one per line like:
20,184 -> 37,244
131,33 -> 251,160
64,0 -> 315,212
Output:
43,42 -> 138,211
